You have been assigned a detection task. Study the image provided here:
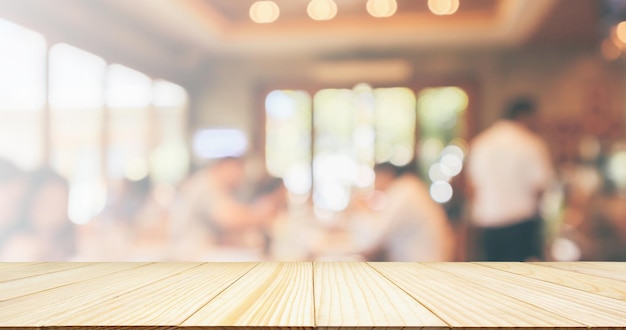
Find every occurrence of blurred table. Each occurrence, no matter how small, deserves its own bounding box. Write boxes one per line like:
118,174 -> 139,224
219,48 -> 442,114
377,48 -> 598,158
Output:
0,262 -> 624,329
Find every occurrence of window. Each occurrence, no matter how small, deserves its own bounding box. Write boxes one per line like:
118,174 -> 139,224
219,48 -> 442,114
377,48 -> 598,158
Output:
265,90 -> 312,196
417,86 -> 469,203
374,87 -> 416,165
0,16 -> 190,224
313,88 -> 357,211
106,64 -> 152,181
265,84 -> 417,211
49,43 -> 107,224
0,19 -> 46,169
151,80 -> 189,184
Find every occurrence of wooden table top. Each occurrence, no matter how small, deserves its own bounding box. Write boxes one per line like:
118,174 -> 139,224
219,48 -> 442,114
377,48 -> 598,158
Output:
0,262 -> 624,329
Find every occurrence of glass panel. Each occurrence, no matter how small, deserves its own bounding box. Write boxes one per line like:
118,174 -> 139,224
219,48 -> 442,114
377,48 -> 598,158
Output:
416,86 -> 469,203
374,87 -> 416,166
313,89 -> 356,211
49,43 -> 107,224
106,64 -> 152,181
151,80 -> 189,184
0,18 -> 46,169
352,84 -> 376,188
265,90 -> 312,195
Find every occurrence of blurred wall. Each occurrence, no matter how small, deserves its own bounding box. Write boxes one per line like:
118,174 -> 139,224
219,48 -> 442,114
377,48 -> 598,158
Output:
190,47 -> 626,147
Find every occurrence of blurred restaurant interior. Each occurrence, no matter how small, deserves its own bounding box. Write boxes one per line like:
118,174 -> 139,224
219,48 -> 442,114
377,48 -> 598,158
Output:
0,0 -> 625,262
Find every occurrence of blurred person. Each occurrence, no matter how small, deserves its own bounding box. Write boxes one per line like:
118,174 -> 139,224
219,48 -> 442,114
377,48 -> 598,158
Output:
467,97 -> 554,261
106,177 -> 153,224
359,162 -> 455,261
128,181 -> 178,260
81,176 -> 156,261
169,157 -> 280,261
0,158 -> 25,253
0,167 -> 74,261
248,175 -> 288,256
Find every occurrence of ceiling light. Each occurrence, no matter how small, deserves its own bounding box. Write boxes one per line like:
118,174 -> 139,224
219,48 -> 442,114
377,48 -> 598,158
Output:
616,21 -> 626,44
307,0 -> 338,21
366,0 -> 398,18
249,1 -> 280,24
427,0 -> 460,16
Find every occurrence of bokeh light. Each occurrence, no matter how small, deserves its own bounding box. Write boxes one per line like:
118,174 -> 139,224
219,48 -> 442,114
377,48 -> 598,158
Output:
366,0 -> 398,18
429,163 -> 451,182
249,1 -> 280,24
615,21 -> 626,44
427,0 -> 460,16
307,0 -> 338,21
430,181 -> 453,203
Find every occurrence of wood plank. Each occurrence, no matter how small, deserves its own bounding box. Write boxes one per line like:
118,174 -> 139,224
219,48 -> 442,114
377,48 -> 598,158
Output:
428,263 -> 626,328
0,262 -> 622,329
370,262 -> 583,328
0,262 -> 200,327
0,262 -> 146,301
183,262 -> 314,328
314,262 -> 446,329
50,262 -> 257,327
479,262 -> 626,301
0,262 -> 90,283
583,262 -> 626,271
534,262 -> 626,282
0,262 -> 41,271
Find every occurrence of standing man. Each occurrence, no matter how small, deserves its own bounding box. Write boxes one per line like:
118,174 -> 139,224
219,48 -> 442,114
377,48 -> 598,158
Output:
467,97 -> 554,261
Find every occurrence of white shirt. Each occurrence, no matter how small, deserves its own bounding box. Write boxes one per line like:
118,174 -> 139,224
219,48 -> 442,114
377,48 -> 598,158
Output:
468,120 -> 553,227
367,175 -> 455,261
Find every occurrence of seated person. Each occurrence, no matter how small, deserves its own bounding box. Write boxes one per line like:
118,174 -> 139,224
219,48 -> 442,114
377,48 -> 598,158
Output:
0,167 -> 74,261
362,163 -> 455,261
169,157 -> 280,261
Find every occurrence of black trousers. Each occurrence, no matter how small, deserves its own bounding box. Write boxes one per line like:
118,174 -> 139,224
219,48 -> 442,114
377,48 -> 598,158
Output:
477,216 -> 544,261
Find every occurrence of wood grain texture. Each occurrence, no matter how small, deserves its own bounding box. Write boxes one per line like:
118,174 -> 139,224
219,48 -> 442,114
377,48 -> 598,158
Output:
0,262 -> 199,327
51,262 -> 257,327
480,262 -> 626,301
314,262 -> 447,329
369,262 -> 584,328
0,262 -> 89,282
428,262 -> 626,328
0,262 -> 144,301
533,262 -> 626,282
0,262 -> 624,329
183,262 -> 314,328
0,262 -> 41,271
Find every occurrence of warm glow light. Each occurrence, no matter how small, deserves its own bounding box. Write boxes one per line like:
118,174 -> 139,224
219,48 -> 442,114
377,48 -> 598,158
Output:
427,0 -> 460,16
307,0 -> 338,21
366,0 -> 397,18
249,1 -> 280,24
616,21 -> 626,44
